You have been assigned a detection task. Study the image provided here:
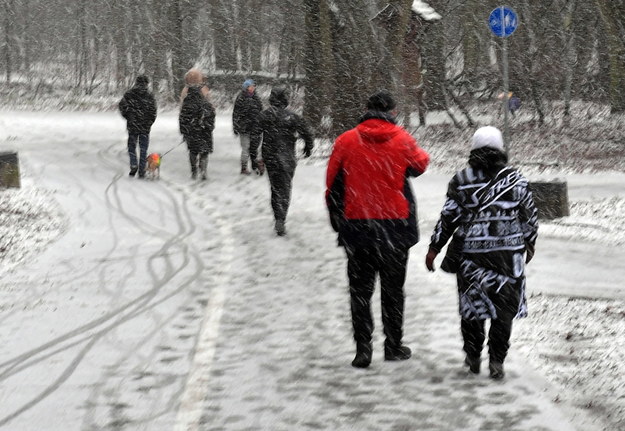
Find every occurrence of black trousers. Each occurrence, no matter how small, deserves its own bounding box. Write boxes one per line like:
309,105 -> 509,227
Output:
458,273 -> 520,364
189,152 -> 208,175
345,245 -> 409,348
266,166 -> 295,222
460,313 -> 514,364
461,317 -> 513,363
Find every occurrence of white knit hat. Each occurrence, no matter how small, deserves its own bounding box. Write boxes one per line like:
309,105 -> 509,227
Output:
471,126 -> 504,152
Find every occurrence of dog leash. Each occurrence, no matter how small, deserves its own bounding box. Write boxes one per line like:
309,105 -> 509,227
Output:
160,139 -> 185,158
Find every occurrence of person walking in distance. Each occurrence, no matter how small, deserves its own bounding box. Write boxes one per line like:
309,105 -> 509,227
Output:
119,75 -> 157,178
425,126 -> 538,380
233,79 -> 263,175
325,90 -> 430,368
256,86 -> 313,236
180,67 -> 210,103
179,86 -> 216,180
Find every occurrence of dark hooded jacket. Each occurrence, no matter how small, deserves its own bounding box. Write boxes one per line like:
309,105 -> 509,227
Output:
119,78 -> 157,135
233,89 -> 263,135
256,87 -> 314,171
325,111 -> 430,249
179,86 -> 216,153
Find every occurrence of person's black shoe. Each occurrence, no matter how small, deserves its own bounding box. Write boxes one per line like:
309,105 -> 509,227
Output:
489,361 -> 505,380
384,344 -> 411,361
464,355 -> 481,374
138,171 -> 145,179
352,343 -> 372,368
275,220 -> 286,236
129,166 -> 138,177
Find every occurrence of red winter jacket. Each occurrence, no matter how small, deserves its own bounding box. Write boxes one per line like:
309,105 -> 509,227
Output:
326,113 -> 430,248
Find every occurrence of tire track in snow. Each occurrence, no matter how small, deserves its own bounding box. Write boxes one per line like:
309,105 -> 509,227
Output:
0,151 -> 208,428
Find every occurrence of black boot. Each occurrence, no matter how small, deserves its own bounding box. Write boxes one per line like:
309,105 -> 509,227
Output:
489,361 -> 505,380
189,153 -> 198,179
384,344 -> 411,361
129,166 -> 138,177
199,154 -> 208,180
464,355 -> 481,374
275,219 -> 286,236
352,343 -> 372,368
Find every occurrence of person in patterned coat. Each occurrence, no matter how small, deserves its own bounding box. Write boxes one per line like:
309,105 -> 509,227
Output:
425,126 -> 538,380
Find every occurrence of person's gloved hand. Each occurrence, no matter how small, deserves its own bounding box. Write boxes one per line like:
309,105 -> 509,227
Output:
425,248 -> 438,272
255,159 -> 265,176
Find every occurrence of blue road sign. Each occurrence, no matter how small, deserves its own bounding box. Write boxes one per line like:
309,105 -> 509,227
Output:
489,6 -> 518,37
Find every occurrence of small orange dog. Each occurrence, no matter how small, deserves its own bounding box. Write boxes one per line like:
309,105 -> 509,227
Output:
146,153 -> 161,180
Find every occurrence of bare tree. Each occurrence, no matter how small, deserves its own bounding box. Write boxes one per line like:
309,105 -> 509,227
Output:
2,0 -> 16,83
303,0 -> 333,134
1,0 -> 624,125
595,0 -> 625,112
328,1 -> 378,136
210,0 -> 237,72
562,0 -> 578,118
235,0 -> 264,71
421,1 -> 446,111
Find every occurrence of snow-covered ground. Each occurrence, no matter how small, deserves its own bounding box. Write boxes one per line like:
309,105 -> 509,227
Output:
1,110 -> 624,430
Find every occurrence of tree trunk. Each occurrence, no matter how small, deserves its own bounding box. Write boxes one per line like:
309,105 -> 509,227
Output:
329,1 -> 377,137
236,0 -> 263,71
421,17 -> 446,111
112,0 -> 129,89
3,0 -> 15,84
519,0 -> 545,124
169,0 -> 195,99
461,0 -> 483,81
303,0 -> 333,135
210,0 -> 237,72
562,0 -> 578,118
381,0 -> 413,93
144,0 -> 167,92
595,0 -> 625,113
76,0 -> 88,89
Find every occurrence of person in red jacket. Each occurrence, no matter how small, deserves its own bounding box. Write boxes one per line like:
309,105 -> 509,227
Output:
326,90 -> 430,368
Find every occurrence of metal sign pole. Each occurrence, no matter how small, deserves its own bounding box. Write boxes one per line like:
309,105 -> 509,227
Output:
489,6 -> 517,155
502,30 -> 510,153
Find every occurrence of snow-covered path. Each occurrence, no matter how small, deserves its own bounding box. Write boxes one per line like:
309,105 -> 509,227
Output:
0,111 -> 617,430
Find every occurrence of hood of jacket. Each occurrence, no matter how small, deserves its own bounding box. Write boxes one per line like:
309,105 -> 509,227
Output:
269,87 -> 289,108
356,112 -> 400,143
134,83 -> 148,91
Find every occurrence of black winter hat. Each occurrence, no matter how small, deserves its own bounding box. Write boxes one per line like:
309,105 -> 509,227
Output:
136,75 -> 149,86
367,90 -> 396,112
269,86 -> 289,108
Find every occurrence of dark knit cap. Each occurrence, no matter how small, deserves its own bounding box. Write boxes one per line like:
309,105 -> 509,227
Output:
367,90 -> 396,112
136,75 -> 149,85
269,86 -> 289,108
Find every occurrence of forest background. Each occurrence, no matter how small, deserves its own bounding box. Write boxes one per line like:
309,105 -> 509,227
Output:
1,0 -> 625,171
